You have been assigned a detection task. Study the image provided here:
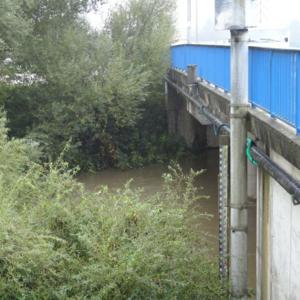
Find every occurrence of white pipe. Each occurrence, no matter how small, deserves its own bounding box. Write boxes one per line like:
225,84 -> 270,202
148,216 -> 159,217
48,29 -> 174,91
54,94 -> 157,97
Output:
230,14 -> 249,300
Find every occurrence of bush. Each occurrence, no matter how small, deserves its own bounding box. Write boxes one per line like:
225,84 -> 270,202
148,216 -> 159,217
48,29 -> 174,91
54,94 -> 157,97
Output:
0,115 -> 226,299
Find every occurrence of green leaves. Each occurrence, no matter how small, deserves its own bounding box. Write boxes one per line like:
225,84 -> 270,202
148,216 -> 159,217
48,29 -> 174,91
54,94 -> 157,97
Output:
0,118 -> 227,298
102,51 -> 150,127
0,1 -> 29,49
0,0 -> 180,170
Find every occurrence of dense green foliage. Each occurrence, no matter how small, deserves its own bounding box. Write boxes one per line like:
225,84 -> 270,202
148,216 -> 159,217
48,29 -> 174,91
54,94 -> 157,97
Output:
0,2 -> 226,298
0,116 -> 226,299
0,0 -> 184,170
0,0 -> 29,60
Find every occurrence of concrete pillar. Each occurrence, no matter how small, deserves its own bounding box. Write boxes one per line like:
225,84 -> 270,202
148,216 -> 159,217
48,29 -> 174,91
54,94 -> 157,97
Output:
165,84 -> 206,150
187,64 -> 197,84
268,150 -> 300,300
177,97 -> 206,149
256,150 -> 300,300
165,83 -> 179,135
248,160 -> 257,199
256,167 -> 271,300
206,125 -> 219,148
177,98 -> 196,147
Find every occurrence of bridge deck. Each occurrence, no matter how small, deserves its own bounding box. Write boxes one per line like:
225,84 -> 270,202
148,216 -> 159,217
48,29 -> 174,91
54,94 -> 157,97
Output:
167,68 -> 300,171
171,44 -> 300,134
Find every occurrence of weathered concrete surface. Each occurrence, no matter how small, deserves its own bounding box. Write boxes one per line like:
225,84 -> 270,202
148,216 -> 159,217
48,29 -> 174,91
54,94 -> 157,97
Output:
166,84 -> 206,149
206,126 -> 219,148
177,98 -> 206,149
165,82 -> 180,135
256,166 -> 271,300
268,150 -> 300,300
248,160 -> 257,199
167,68 -> 300,171
255,149 -> 300,300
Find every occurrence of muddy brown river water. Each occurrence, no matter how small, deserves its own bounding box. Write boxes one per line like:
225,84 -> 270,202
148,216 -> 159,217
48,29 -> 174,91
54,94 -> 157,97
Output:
79,148 -> 256,291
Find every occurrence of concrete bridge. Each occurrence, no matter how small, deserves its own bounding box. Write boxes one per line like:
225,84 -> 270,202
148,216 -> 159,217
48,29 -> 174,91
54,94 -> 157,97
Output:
165,43 -> 300,299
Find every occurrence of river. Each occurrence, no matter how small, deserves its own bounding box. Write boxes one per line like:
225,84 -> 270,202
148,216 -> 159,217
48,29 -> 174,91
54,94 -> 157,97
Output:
79,148 -> 256,291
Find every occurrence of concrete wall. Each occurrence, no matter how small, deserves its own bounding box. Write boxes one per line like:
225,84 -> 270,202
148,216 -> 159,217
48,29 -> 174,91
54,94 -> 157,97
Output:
257,150 -> 300,300
248,160 -> 257,199
174,0 -> 298,48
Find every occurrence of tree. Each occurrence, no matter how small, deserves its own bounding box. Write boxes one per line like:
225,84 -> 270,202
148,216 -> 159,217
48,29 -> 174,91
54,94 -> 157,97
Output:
1,0 -> 179,170
0,0 -> 31,78
107,0 -> 174,94
0,0 -> 29,57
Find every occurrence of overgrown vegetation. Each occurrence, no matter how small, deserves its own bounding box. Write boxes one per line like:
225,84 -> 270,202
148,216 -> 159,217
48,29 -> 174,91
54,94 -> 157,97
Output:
0,1 -> 227,298
0,115 -> 226,299
0,0 -> 185,170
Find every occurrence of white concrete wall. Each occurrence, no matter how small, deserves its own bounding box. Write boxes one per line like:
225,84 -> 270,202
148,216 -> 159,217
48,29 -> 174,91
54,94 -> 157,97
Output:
258,150 -> 300,299
248,160 -> 257,199
174,0 -> 300,48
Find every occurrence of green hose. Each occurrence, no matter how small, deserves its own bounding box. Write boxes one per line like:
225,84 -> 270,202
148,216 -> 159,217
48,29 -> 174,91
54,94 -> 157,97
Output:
246,138 -> 258,166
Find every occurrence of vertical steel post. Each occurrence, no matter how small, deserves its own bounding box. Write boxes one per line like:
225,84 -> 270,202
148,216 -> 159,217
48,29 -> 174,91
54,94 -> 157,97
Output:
230,26 -> 249,300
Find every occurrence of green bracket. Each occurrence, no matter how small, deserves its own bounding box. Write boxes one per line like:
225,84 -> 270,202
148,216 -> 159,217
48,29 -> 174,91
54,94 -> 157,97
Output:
246,138 -> 257,166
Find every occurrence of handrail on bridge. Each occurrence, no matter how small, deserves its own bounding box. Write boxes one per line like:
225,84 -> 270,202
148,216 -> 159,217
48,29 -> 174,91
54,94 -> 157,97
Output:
170,43 -> 300,135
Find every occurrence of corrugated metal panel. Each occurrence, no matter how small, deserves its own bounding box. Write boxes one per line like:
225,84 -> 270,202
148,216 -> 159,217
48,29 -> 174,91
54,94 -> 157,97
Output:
249,48 -> 272,112
296,53 -> 300,134
270,50 -> 296,126
171,44 -> 299,133
171,45 -> 230,91
171,45 -> 186,70
250,48 -> 297,127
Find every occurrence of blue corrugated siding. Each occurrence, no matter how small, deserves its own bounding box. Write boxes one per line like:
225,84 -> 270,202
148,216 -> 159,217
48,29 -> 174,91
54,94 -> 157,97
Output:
270,51 -> 296,125
250,48 -> 297,127
171,44 -> 300,134
171,45 -> 230,91
249,48 -> 272,112
296,53 -> 300,134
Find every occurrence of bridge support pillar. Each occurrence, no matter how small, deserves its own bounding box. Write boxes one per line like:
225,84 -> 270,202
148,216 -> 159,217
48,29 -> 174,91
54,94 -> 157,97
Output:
165,82 -> 178,135
165,83 -> 207,150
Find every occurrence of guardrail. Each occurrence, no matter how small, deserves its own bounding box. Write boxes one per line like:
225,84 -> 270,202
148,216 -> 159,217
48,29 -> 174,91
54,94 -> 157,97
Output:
171,44 -> 300,134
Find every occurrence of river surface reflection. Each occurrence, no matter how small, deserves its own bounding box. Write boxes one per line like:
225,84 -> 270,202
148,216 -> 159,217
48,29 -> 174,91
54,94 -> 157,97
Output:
78,148 -> 256,291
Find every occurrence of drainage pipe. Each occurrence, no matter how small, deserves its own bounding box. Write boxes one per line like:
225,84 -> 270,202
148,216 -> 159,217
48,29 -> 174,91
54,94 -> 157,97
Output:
164,76 -> 230,134
250,146 -> 300,205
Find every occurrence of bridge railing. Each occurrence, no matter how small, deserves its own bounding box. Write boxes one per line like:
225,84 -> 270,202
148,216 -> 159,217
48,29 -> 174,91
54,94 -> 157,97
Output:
171,44 -> 300,134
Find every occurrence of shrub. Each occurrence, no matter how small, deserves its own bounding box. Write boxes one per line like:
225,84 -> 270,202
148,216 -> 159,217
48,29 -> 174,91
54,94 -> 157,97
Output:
0,115 -> 227,299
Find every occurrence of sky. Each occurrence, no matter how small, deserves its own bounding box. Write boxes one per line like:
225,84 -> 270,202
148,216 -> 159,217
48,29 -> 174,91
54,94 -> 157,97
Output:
86,0 -> 120,29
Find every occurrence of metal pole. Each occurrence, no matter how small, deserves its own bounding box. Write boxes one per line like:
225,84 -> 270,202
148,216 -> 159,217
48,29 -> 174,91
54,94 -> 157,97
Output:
230,25 -> 249,300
